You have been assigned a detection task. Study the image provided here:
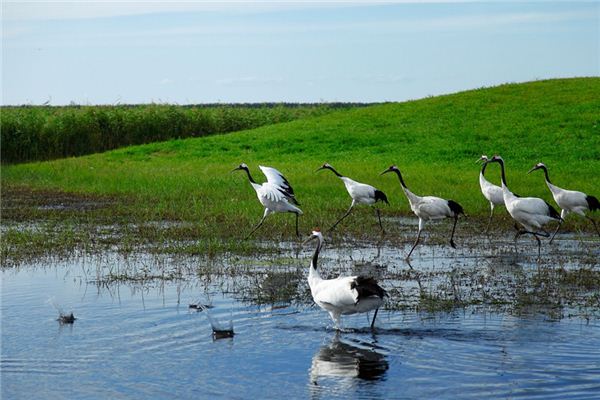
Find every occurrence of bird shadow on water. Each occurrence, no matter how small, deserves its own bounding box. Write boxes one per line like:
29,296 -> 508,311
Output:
277,323 -> 501,344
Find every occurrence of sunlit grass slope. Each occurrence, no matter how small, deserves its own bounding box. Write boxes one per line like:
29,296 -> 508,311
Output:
3,78 -> 599,238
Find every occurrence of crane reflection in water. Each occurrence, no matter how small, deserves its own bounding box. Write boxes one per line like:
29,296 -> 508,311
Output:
309,332 -> 389,396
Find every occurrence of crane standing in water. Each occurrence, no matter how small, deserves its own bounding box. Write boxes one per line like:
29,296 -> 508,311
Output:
304,229 -> 387,329
477,155 -> 505,233
484,156 -> 561,257
380,165 -> 465,260
528,162 -> 599,242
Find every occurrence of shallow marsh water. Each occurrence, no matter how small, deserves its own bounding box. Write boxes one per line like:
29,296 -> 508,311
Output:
2,236 -> 600,399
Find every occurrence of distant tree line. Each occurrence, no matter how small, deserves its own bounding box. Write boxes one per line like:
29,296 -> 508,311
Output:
1,103 -> 372,164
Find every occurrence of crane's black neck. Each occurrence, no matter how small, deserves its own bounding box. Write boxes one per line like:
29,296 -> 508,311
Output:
312,240 -> 321,270
391,169 -> 408,189
324,165 -> 343,177
496,159 -> 507,186
539,165 -> 552,184
242,167 -> 256,184
480,162 -> 488,175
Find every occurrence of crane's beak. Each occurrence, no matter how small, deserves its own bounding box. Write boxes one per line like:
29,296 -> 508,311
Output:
302,234 -> 317,246
314,166 -> 325,173
231,166 -> 242,173
380,168 -> 393,176
527,166 -> 538,174
475,157 -> 485,164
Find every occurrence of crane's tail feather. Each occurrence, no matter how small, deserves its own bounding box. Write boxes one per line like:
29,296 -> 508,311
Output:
374,190 -> 389,205
544,201 -> 562,220
447,199 -> 465,216
586,195 -> 600,212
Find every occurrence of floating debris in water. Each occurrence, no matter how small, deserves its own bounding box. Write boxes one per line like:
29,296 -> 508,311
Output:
47,297 -> 76,324
58,312 -> 76,324
212,329 -> 235,339
197,304 -> 234,340
189,303 -> 214,311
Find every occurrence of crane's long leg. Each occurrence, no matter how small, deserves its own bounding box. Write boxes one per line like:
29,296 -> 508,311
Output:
533,233 -> 541,260
329,312 -> 341,330
245,208 -> 269,240
485,203 -> 494,233
294,212 -> 300,237
514,227 -> 523,253
406,219 -> 424,260
549,209 -> 567,244
329,201 -> 355,231
375,208 -> 385,233
370,308 -> 379,329
537,229 -> 550,237
586,216 -> 600,238
549,220 -> 563,244
515,228 -> 548,239
449,215 -> 459,249
514,228 -> 523,241
406,231 -> 421,260
515,228 -> 543,259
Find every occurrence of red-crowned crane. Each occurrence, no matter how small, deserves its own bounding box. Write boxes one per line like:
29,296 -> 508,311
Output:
477,155 -> 504,232
316,163 -> 388,232
232,163 -> 302,239
380,165 -> 464,260
484,156 -> 562,257
303,229 -> 387,330
528,162 -> 599,242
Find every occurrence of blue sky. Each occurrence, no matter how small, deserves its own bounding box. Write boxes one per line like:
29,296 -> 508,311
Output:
2,1 -> 598,105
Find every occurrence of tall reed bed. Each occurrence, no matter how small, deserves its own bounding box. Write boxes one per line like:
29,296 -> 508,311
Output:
1,103 -> 363,163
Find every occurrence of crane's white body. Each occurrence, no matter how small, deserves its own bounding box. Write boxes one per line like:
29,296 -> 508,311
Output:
308,268 -> 384,323
317,163 -> 388,231
340,177 -> 380,206
485,156 -> 561,257
528,162 -> 599,241
252,165 -> 302,214
479,171 -> 504,208
252,182 -> 302,215
403,188 -> 456,223
235,164 -> 302,238
477,155 -> 505,232
306,231 -> 385,329
545,181 -> 589,219
501,186 -> 557,232
381,165 -> 464,260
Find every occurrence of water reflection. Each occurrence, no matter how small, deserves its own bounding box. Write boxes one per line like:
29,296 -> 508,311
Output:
310,332 -> 389,386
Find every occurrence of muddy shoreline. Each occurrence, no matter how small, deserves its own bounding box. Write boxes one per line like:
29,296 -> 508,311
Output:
3,185 -> 599,264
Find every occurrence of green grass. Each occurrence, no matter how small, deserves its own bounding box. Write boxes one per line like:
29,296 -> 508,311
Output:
2,78 -> 599,242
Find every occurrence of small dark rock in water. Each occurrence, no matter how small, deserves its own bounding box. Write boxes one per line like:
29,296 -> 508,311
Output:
189,303 -> 214,311
58,313 -> 76,324
212,329 -> 235,340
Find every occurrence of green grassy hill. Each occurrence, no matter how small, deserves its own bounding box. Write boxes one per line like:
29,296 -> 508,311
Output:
3,78 -> 599,240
